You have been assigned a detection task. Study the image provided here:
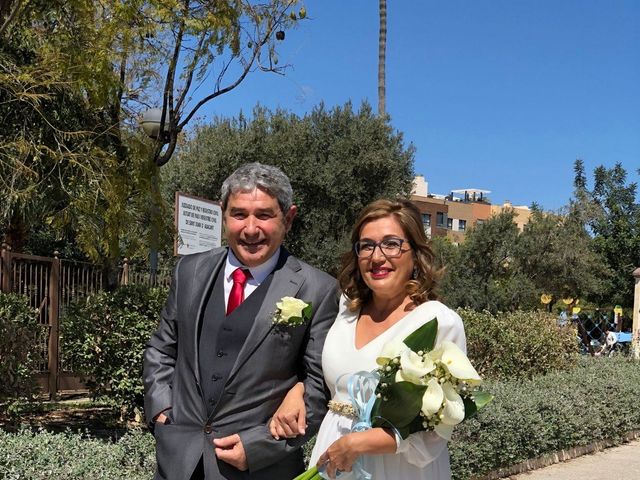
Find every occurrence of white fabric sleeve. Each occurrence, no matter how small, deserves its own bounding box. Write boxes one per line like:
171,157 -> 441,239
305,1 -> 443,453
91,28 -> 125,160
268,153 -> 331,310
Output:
393,304 -> 467,467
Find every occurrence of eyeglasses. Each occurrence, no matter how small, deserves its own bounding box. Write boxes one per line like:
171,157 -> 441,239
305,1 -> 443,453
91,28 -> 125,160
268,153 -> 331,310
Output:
354,237 -> 410,258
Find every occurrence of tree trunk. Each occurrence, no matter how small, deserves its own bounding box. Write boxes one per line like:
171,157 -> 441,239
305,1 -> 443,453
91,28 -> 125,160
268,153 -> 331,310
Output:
378,0 -> 387,116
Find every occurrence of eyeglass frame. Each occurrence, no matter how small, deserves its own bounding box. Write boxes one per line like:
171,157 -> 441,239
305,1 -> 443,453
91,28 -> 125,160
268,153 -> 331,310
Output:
353,236 -> 412,259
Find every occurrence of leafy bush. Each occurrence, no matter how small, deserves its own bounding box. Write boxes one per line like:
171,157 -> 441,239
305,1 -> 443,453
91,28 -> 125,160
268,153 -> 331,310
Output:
461,308 -> 579,379
61,285 -> 168,415
0,293 -> 41,403
0,428 -> 155,479
1,358 -> 639,479
450,356 -> 640,479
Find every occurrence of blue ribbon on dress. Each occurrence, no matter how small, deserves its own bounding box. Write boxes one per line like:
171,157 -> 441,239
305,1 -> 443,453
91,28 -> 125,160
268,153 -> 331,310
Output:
318,371 -> 379,480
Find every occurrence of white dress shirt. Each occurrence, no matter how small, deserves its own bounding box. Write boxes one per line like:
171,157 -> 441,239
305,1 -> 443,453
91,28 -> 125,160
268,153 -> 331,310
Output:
223,247 -> 280,312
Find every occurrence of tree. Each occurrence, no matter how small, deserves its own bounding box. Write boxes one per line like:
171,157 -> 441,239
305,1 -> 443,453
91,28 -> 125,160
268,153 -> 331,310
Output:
128,0 -> 306,167
572,160 -> 640,306
439,210 -> 537,313
1,1 -> 305,287
378,0 -> 387,116
434,203 -> 611,313
516,207 -> 610,307
162,102 -> 415,273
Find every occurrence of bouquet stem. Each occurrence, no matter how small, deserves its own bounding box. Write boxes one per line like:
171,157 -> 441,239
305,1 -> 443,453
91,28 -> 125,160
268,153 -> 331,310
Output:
293,465 -> 321,480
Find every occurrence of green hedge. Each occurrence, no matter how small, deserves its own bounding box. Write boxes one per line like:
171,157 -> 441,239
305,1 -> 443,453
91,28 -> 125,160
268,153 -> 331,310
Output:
0,428 -> 155,479
1,357 -> 639,479
61,285 -> 168,415
449,356 -> 640,479
0,293 -> 41,403
460,308 -> 579,379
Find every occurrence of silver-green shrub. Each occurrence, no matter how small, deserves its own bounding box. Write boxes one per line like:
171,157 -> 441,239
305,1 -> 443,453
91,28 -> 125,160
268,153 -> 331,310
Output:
450,356 -> 640,479
461,308 -> 579,379
0,428 -> 155,479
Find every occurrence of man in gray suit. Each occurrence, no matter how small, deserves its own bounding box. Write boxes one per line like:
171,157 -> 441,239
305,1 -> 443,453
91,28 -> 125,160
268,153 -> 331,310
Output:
143,163 -> 338,480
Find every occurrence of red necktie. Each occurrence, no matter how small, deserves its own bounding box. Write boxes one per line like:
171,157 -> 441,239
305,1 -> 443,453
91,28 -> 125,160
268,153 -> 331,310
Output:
227,268 -> 250,315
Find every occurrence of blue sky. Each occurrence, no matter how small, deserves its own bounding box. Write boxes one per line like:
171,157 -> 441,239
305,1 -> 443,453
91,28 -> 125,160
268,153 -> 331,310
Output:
200,0 -> 640,211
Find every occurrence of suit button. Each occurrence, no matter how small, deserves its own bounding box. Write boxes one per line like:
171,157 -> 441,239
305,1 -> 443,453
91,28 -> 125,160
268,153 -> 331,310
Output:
204,424 -> 213,434
217,351 -> 224,357
212,374 -> 221,381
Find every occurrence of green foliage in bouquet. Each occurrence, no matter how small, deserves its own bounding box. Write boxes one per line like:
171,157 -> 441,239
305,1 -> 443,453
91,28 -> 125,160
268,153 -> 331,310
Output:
371,318 -> 492,440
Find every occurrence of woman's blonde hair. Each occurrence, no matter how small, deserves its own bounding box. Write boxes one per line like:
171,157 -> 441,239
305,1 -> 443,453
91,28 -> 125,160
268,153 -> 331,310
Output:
338,199 -> 441,311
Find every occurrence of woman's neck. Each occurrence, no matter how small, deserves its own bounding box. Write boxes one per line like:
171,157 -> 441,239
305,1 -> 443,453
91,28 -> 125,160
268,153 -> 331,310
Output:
366,293 -> 413,323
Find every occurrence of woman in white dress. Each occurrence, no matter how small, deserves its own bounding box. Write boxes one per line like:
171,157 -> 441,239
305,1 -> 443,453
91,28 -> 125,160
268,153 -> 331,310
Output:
270,199 -> 467,480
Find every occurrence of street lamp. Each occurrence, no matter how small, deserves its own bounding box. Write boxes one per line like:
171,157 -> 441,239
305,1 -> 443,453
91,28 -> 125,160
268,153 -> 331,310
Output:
139,108 -> 170,142
139,108 -> 171,284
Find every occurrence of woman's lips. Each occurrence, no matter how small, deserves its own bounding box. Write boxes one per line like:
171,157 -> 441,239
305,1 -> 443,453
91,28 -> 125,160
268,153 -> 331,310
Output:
370,268 -> 392,279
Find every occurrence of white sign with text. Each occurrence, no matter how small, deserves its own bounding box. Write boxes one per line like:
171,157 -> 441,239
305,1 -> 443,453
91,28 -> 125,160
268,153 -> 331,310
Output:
175,193 -> 222,255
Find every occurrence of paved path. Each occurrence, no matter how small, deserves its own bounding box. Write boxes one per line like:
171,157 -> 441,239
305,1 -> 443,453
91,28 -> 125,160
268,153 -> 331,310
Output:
507,440 -> 640,480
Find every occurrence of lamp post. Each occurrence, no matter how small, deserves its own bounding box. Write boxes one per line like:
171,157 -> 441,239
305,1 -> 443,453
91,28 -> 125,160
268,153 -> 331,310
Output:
139,108 -> 170,284
632,268 -> 640,359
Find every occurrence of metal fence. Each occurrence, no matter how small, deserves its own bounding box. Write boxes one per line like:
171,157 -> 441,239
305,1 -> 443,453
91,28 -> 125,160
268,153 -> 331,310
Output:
569,310 -> 633,355
0,243 -> 170,398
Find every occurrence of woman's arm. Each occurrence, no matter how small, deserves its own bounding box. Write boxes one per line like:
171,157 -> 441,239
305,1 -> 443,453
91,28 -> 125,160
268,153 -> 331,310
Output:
269,382 -> 306,439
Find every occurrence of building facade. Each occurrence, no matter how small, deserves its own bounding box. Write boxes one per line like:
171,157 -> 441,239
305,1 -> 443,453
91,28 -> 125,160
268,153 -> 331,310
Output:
410,176 -> 530,242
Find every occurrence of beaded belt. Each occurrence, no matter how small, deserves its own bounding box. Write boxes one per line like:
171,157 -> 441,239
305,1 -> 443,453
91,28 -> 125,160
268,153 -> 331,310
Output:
327,400 -> 356,417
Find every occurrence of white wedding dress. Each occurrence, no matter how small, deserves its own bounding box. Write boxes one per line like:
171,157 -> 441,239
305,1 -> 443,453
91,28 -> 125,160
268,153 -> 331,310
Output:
309,298 -> 467,480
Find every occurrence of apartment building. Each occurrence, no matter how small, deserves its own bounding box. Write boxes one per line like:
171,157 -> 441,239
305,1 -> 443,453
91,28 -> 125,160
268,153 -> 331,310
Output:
410,175 -> 530,242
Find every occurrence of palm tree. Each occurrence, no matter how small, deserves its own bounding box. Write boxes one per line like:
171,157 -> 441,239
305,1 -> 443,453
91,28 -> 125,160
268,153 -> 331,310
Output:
378,0 -> 387,116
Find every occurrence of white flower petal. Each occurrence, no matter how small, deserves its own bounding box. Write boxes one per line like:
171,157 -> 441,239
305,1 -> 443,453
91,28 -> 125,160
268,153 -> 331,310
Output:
376,339 -> 408,366
440,341 -> 482,384
421,377 -> 444,416
441,382 -> 466,426
399,349 -> 435,382
434,423 -> 454,441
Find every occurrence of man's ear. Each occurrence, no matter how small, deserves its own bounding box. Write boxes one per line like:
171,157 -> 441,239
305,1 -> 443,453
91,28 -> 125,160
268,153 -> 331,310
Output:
284,205 -> 297,233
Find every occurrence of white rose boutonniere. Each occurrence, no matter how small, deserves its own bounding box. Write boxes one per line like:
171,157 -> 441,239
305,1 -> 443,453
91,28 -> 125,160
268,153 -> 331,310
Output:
273,297 -> 312,327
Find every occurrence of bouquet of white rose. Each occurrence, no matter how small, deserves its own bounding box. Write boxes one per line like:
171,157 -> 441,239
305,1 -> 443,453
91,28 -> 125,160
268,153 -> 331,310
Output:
293,318 -> 491,480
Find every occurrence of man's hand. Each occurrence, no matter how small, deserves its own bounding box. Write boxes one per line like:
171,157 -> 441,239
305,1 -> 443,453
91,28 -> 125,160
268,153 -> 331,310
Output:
153,408 -> 171,425
214,434 -> 248,471
155,412 -> 169,424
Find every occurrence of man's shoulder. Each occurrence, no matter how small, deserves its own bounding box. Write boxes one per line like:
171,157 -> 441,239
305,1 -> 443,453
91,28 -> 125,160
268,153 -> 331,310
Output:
288,255 -> 335,288
175,247 -> 227,273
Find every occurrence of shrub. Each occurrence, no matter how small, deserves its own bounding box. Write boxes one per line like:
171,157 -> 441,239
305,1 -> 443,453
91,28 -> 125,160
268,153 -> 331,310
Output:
61,285 -> 168,415
460,308 -> 579,379
0,293 -> 41,403
449,356 -> 640,479
0,428 -> 155,479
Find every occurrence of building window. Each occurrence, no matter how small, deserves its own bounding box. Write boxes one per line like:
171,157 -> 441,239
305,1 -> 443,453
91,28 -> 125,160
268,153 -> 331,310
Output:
436,212 -> 446,227
422,213 -> 431,227
459,219 -> 467,231
447,217 -> 453,230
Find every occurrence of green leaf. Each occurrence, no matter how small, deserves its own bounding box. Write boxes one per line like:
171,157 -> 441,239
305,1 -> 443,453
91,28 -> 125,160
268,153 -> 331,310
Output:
372,381 -> 426,429
302,302 -> 313,321
403,318 -> 438,352
463,391 -> 494,420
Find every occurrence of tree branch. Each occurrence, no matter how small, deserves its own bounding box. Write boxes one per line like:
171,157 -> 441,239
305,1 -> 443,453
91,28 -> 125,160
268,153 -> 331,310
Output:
0,0 -> 23,38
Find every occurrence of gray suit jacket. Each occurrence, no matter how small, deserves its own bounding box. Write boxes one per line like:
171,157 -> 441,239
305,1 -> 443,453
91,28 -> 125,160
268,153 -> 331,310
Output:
143,247 -> 338,480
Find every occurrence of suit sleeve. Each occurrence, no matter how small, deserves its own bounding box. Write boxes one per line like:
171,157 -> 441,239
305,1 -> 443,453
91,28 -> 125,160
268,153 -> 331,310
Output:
143,259 -> 181,427
239,279 -> 339,472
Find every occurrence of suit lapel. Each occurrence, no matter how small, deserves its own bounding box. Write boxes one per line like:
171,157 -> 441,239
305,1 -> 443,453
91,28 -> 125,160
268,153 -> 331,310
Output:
192,248 -> 227,383
223,251 -> 304,386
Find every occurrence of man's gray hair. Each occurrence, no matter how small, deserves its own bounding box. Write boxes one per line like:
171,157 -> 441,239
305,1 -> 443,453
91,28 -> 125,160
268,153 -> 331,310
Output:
220,162 -> 293,213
